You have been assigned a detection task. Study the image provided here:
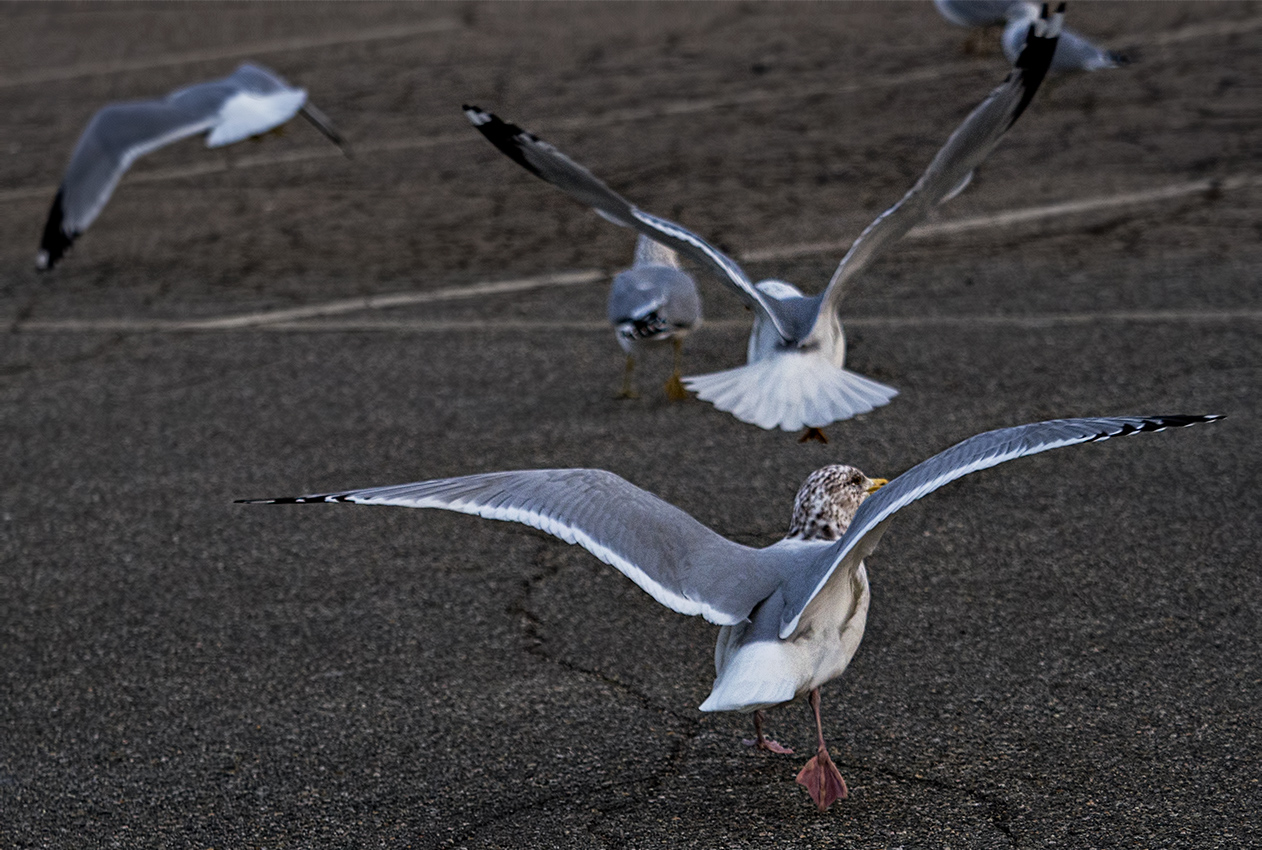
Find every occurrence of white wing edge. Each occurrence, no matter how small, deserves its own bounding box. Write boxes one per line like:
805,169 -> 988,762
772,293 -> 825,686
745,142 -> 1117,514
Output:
65,113 -> 220,233
249,490 -> 744,627
778,414 -> 1224,637
462,105 -> 796,343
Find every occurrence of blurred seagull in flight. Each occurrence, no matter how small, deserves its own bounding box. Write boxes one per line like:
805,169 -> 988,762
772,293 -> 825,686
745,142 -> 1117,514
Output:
465,5 -> 1063,440
37,62 -> 349,270
608,235 -> 703,400
935,0 -> 1129,71
238,413 -> 1221,811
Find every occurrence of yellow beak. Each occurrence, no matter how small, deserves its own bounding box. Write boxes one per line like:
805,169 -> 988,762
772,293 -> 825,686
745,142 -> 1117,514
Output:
865,478 -> 888,494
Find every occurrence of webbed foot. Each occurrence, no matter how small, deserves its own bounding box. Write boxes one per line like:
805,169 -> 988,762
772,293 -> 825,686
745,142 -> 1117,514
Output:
795,745 -> 848,811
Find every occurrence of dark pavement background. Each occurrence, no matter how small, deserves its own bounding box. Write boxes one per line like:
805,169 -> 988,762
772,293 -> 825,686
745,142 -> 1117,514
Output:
1,2 -> 1259,847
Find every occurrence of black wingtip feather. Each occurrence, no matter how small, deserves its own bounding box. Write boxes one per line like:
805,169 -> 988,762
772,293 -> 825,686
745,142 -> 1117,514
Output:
1004,3 -> 1062,129
462,105 -> 546,179
1085,414 -> 1224,442
235,494 -> 354,505
37,189 -> 75,271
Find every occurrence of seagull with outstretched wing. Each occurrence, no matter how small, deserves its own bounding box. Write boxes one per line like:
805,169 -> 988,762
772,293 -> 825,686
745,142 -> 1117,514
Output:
465,5 -> 1063,440
239,412 -> 1221,811
37,62 -> 349,270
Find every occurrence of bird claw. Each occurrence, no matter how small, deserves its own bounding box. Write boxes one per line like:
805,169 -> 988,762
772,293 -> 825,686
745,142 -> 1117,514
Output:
795,746 -> 848,811
663,373 -> 690,401
742,737 -> 795,755
798,427 -> 829,444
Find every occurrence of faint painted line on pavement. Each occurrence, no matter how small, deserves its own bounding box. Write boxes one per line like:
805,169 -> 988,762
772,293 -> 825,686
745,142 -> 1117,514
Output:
182,270 -> 605,330
1144,14 -> 1262,46
14,270 -> 606,333
0,19 -> 462,89
233,309 -> 1262,331
3,11 -> 1253,92
6,14 -> 1259,202
10,174 -> 1259,334
15,309 -> 1262,335
742,174 -> 1262,263
0,64 -> 992,204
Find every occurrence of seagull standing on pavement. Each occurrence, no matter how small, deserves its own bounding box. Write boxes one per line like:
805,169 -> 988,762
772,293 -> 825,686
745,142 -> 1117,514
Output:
37,62 -> 349,270
238,413 -> 1221,811
608,235 -> 703,401
466,6 -> 1063,440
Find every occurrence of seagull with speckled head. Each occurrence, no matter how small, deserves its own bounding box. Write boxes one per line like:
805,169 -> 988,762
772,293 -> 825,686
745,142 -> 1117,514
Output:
238,413 -> 1221,811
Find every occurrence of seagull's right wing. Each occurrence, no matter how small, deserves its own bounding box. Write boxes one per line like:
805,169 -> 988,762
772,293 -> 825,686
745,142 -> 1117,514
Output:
37,98 -> 222,269
778,414 -> 1224,637
1002,16 -> 1128,71
239,469 -> 778,626
464,106 -> 794,342
810,4 -> 1062,329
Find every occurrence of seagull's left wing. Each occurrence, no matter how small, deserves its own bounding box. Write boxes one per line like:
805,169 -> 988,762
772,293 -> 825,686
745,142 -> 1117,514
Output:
239,469 -> 780,627
809,4 -> 1062,336
778,414 -> 1224,637
37,99 -> 224,269
464,106 -> 795,342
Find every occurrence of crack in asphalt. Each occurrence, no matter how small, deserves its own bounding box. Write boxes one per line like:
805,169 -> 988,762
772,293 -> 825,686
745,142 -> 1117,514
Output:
509,542 -> 695,726
843,760 -> 1020,847
501,542 -> 707,847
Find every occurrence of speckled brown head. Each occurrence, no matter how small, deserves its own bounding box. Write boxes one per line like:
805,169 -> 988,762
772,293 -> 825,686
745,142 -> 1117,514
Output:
785,464 -> 887,542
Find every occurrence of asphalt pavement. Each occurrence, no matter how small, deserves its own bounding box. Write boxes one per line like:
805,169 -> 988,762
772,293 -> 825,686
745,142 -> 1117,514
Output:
1,3 -> 1259,847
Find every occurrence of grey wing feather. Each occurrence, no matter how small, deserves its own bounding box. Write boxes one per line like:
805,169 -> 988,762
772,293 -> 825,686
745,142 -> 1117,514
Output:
55,97 -> 224,235
240,469 -> 777,626
59,63 -> 299,233
608,266 -> 701,329
811,5 -> 1061,331
1046,29 -> 1129,71
778,414 -> 1224,637
464,106 -> 793,341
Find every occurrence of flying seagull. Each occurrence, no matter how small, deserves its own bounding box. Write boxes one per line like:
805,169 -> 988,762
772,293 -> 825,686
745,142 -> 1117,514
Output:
238,413 -> 1221,811
464,5 -> 1063,440
608,235 -> 703,400
37,62 -> 349,270
935,0 -> 1129,71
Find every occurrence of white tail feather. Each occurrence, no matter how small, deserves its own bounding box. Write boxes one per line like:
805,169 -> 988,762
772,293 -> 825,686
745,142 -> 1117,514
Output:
683,351 -> 898,431
700,641 -> 800,713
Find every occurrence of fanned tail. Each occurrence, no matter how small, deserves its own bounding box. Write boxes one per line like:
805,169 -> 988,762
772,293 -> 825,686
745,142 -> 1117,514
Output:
682,352 -> 898,432
700,641 -> 800,713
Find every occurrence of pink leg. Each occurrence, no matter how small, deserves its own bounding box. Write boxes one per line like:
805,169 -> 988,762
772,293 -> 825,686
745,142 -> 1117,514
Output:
743,710 -> 794,754
794,687 -> 848,811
